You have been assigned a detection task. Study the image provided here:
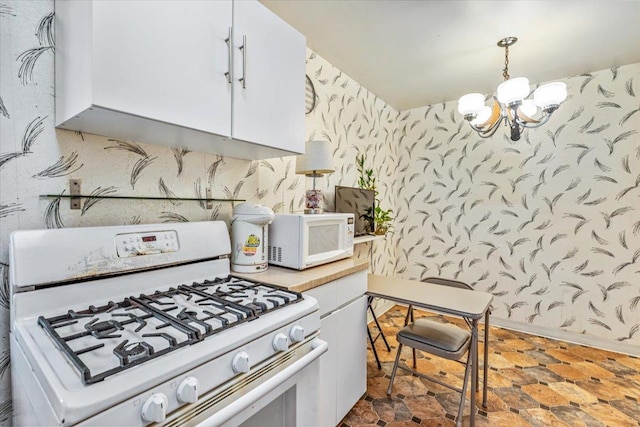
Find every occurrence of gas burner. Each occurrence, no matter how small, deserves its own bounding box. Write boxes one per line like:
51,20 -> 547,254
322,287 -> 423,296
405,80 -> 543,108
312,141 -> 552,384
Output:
114,340 -> 154,366
112,312 -> 147,332
84,319 -> 124,339
177,309 -> 199,320
143,332 -> 178,346
176,308 -> 215,334
237,298 -> 267,314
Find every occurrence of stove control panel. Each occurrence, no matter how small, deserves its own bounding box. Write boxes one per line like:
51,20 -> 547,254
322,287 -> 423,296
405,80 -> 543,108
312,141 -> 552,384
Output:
116,230 -> 179,258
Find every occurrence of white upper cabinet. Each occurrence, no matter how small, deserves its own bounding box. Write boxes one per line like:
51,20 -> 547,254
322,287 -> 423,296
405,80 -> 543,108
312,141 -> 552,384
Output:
55,0 -> 305,160
92,1 -> 232,136
231,0 -> 305,153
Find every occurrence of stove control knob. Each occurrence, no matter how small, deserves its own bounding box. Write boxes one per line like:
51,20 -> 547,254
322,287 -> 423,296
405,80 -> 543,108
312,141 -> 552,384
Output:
290,325 -> 305,343
177,377 -> 200,403
141,393 -> 168,423
232,351 -> 250,373
273,332 -> 289,352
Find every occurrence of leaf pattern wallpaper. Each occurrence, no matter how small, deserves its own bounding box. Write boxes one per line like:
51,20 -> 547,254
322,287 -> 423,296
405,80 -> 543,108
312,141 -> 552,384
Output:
0,0 -> 639,423
395,63 -> 640,352
302,51 -> 399,276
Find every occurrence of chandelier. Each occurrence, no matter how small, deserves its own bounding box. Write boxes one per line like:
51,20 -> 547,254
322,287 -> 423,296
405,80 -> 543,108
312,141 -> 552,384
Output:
458,37 -> 567,141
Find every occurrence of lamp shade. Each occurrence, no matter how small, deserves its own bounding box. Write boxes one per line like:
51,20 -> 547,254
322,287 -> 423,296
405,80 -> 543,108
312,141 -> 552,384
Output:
295,140 -> 334,176
534,82 -> 567,108
497,77 -> 530,105
520,99 -> 538,117
457,93 -> 485,115
470,105 -> 492,126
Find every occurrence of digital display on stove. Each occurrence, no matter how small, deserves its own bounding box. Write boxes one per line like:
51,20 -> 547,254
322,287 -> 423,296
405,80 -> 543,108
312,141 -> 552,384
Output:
142,236 -> 156,242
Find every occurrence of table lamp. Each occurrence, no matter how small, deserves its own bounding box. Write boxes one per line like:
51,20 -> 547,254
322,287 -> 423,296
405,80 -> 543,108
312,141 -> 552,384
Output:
295,140 -> 334,213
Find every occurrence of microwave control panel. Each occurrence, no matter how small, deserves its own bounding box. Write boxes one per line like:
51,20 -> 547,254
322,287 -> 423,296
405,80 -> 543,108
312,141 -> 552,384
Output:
116,230 -> 179,257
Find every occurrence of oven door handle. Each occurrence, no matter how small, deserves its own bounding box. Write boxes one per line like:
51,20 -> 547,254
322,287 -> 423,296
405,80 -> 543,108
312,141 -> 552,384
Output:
195,338 -> 328,427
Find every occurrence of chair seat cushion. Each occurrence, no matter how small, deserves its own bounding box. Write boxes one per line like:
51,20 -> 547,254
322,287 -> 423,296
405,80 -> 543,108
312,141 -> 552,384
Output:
397,318 -> 471,359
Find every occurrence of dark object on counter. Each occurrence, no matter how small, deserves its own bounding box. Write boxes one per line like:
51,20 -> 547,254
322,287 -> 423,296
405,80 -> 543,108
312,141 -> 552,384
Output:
335,185 -> 375,236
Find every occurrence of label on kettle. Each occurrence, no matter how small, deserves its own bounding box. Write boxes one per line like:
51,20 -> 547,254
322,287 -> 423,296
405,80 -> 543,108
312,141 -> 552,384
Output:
242,234 -> 260,257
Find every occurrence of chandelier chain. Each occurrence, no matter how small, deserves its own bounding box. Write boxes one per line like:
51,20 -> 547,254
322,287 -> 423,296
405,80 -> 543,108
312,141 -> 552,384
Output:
503,44 -> 510,81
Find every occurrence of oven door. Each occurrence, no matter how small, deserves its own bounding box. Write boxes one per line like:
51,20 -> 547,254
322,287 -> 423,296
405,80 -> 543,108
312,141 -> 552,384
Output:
162,337 -> 327,427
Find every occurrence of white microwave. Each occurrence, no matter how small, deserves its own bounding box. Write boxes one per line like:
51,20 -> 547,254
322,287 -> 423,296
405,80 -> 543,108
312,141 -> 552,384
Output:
268,213 -> 355,270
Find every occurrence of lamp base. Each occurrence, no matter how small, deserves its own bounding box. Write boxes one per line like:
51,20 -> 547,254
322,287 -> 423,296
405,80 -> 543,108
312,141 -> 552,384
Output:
305,189 -> 323,214
304,208 -> 324,214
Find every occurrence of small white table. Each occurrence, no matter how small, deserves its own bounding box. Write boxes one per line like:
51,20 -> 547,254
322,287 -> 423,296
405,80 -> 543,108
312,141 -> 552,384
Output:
367,274 -> 493,427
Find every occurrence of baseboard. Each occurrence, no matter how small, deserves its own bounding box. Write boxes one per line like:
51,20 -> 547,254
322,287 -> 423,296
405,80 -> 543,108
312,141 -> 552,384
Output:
490,317 -> 640,357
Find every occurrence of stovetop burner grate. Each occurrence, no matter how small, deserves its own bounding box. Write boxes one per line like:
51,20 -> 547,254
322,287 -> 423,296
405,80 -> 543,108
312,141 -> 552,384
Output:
38,276 -> 302,385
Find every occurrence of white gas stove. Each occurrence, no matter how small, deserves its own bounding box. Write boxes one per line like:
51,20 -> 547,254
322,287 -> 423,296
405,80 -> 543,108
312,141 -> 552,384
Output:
9,221 -> 326,426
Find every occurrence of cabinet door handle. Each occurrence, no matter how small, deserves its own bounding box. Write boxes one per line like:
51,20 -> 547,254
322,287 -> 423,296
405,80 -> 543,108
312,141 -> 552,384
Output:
239,35 -> 247,89
224,27 -> 232,84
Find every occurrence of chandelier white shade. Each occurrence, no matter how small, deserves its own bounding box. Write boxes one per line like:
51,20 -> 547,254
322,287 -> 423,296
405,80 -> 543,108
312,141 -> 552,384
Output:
458,37 -> 567,141
457,93 -> 485,116
534,82 -> 568,109
470,106 -> 492,126
496,77 -> 530,105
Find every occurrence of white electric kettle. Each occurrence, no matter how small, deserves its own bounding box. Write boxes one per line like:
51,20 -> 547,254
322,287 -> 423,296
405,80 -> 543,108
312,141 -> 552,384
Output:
230,203 -> 275,273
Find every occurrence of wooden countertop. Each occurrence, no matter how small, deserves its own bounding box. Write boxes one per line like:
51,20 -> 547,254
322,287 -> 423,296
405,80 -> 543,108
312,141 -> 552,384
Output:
233,257 -> 369,293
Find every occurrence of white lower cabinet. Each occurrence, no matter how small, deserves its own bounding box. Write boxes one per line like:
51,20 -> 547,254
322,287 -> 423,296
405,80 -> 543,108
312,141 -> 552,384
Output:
334,296 -> 367,421
305,271 -> 367,426
317,310 -> 339,426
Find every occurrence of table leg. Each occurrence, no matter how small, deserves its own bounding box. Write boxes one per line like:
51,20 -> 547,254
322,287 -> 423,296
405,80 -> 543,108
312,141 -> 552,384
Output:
483,310 -> 490,408
476,341 -> 479,392
470,318 -> 478,427
368,297 -> 391,351
367,296 -> 390,369
367,325 -> 382,370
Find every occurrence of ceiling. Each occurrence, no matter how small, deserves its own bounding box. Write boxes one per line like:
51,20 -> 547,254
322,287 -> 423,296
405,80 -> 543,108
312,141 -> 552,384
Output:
260,0 -> 640,111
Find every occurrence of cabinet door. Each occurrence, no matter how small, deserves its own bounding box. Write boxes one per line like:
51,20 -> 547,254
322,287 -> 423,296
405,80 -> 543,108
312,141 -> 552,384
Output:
317,314 -> 338,427
92,0 -> 232,136
336,296 -> 368,422
232,0 -> 305,154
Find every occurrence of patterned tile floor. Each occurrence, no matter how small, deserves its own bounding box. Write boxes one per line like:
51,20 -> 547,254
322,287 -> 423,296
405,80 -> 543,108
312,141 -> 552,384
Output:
340,306 -> 640,427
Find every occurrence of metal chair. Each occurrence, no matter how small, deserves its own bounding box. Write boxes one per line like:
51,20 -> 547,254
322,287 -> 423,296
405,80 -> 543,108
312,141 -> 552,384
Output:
404,277 -> 479,380
387,277 -> 477,427
387,317 -> 472,426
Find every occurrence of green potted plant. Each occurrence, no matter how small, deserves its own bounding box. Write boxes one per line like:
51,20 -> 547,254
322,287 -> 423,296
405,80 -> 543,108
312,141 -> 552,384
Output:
356,153 -> 393,235
356,154 -> 376,192
373,206 -> 394,235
